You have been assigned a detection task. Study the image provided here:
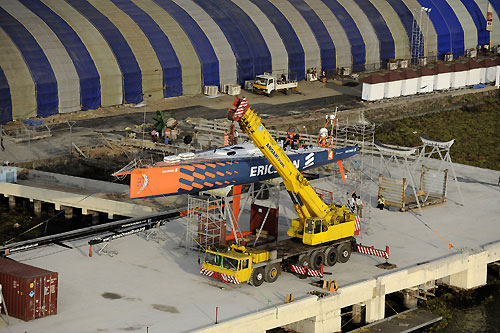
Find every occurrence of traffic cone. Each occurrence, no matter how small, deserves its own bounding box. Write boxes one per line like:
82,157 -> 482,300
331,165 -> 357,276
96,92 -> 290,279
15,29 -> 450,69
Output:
88,245 -> 92,257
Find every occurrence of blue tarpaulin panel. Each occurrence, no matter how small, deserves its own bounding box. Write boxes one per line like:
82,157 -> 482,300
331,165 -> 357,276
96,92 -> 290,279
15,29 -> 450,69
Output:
0,7 -> 58,118
460,0 -> 489,47
250,0 -> 305,80
19,0 -> 101,110
153,0 -> 219,87
192,0 -> 266,84
429,0 -> 464,57
353,0 -> 395,61
289,0 -> 336,72
67,0 -> 142,104
0,66 -> 12,124
321,0 -> 365,72
111,0 -> 182,97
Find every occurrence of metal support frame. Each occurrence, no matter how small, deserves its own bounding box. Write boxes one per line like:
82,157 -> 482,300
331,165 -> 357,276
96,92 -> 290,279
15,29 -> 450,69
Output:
411,7 -> 431,64
374,143 -> 423,215
412,136 -> 464,206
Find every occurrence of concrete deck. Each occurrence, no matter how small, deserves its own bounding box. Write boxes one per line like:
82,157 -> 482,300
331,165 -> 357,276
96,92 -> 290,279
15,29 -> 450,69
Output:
3,150 -> 500,333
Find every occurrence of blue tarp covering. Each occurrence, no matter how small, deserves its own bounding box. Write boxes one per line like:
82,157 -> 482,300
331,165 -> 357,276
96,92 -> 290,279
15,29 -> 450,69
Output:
415,0 -> 461,58
192,0 -> 269,84
111,0 -> 182,97
321,0 -> 365,72
0,8 -> 58,118
250,0 -> 305,80
460,0 -> 489,47
19,0 -> 101,110
385,0 -> 414,41
0,66 -> 12,124
430,0 -> 464,57
153,0 -> 219,87
289,0 -> 336,72
66,0 -> 142,104
353,0 -> 395,61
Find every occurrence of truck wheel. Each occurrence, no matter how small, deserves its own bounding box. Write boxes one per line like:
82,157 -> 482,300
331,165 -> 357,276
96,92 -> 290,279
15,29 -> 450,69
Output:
337,243 -> 352,263
265,263 -> 280,283
251,267 -> 265,287
310,250 -> 325,270
325,247 -> 338,266
298,254 -> 310,268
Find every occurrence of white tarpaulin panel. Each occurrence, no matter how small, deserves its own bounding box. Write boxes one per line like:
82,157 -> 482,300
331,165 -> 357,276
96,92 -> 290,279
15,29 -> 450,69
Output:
496,65 -> 500,87
305,0 -> 351,69
370,0 -> 410,59
135,0 -> 201,96
43,0 -> 122,107
337,0 -> 380,70
418,75 -> 434,93
401,77 -> 418,96
0,27 -> 37,120
434,73 -> 451,90
2,0 -> 80,114
272,0 -> 321,73
466,61 -> 481,85
447,0 -> 477,50
362,82 -> 385,101
173,0 -> 236,86
92,1 -> 163,101
384,80 -> 402,98
450,70 -> 467,88
233,0 -> 288,73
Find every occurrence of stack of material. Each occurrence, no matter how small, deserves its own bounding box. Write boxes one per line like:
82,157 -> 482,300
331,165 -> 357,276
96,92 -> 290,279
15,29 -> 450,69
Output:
361,74 -> 386,101
434,64 -> 452,90
466,60 -> 482,86
450,62 -> 468,89
383,72 -> 402,98
400,69 -> 419,96
417,67 -> 435,93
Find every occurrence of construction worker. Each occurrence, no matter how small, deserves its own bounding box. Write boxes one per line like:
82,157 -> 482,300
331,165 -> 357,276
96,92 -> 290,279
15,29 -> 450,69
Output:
377,195 -> 385,210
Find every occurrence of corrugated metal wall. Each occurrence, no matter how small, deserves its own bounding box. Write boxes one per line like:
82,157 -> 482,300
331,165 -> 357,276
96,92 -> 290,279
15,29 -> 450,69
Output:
0,0 -> 498,124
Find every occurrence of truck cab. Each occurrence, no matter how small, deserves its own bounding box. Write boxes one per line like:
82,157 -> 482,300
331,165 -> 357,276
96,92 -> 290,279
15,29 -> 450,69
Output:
253,74 -> 275,95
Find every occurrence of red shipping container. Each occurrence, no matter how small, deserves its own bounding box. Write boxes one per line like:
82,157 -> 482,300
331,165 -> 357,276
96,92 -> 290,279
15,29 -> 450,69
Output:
0,257 -> 58,321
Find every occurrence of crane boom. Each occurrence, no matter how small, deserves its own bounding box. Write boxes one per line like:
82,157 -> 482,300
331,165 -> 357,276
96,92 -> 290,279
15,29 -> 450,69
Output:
228,97 -> 357,246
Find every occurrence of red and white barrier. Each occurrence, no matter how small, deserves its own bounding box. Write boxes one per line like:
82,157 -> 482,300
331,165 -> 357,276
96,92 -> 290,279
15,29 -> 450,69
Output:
290,264 -> 323,278
354,215 -> 360,236
356,244 -> 389,259
200,268 -> 240,285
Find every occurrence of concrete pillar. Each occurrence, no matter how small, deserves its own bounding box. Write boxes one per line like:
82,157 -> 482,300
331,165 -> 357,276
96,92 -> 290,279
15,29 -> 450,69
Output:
352,304 -> 362,324
284,307 -> 341,333
441,252 -> 488,289
8,196 -> 16,210
63,206 -> 73,220
34,200 -> 42,218
107,213 -> 114,220
403,289 -> 418,308
90,211 -> 100,225
365,284 -> 385,323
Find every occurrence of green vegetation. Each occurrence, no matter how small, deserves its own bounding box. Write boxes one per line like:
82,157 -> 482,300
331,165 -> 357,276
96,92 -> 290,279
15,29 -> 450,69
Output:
375,96 -> 500,171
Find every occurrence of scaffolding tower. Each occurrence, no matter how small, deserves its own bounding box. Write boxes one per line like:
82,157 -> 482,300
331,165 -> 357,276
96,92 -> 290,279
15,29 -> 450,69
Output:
411,7 -> 431,64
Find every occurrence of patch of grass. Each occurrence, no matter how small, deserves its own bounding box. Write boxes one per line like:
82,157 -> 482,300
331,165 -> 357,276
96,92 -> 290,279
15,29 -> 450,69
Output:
375,97 -> 500,171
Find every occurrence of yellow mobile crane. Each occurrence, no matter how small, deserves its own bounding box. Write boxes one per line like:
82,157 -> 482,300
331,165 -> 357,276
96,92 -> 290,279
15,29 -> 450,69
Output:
201,97 -> 359,286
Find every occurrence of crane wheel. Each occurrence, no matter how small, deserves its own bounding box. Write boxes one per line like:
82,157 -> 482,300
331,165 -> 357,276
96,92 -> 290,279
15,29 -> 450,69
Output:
310,250 -> 325,270
251,267 -> 265,287
325,247 -> 338,266
298,254 -> 310,268
265,263 -> 281,283
337,243 -> 352,263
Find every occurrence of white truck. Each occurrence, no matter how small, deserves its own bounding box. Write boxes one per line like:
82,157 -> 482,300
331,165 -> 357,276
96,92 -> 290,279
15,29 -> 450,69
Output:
253,72 -> 298,96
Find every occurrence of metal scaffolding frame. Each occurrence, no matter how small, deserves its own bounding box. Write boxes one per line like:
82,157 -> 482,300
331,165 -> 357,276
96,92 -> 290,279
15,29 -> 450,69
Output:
411,7 -> 431,64
412,136 -> 464,206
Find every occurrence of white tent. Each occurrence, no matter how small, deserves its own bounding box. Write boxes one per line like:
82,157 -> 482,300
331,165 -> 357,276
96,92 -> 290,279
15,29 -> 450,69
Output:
481,58 -> 498,83
434,64 -> 452,90
362,74 -> 386,101
466,60 -> 481,86
400,69 -> 419,96
383,72 -> 402,98
450,63 -> 468,89
417,67 -> 435,93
